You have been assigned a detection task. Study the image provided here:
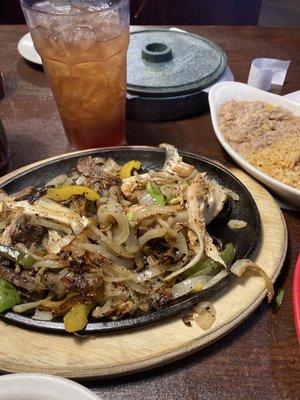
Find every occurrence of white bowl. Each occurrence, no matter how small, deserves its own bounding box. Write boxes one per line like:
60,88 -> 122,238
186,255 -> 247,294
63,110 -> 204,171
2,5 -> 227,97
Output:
208,81 -> 300,208
0,373 -> 100,400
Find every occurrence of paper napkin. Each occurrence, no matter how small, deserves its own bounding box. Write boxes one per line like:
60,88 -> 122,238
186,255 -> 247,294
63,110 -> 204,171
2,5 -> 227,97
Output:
247,58 -> 290,91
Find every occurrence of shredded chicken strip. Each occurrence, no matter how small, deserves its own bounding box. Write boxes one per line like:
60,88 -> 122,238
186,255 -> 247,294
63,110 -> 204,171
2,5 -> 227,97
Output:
165,173 -> 225,281
160,143 -> 195,177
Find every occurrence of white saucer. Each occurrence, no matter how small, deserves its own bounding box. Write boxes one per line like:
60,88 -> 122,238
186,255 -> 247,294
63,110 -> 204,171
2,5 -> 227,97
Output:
18,32 -> 42,65
0,373 -> 100,400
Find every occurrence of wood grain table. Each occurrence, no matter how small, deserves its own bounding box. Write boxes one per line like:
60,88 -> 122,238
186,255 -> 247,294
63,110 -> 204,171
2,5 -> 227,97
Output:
0,25 -> 299,400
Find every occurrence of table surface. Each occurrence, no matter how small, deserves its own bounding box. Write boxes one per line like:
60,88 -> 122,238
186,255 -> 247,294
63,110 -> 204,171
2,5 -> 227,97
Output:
0,24 -> 299,400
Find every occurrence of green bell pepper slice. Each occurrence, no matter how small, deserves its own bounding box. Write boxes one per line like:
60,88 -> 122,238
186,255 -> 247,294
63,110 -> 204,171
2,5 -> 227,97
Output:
0,278 -> 21,313
183,243 -> 236,279
0,244 -> 37,269
146,182 -> 166,205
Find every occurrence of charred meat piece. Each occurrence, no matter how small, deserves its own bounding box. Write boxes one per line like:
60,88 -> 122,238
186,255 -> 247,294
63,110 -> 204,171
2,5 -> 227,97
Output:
108,300 -> 137,320
27,186 -> 49,204
69,195 -> 87,216
39,294 -> 80,317
77,156 -> 103,177
9,186 -> 35,201
182,313 -> 194,327
0,256 -> 46,297
0,245 -> 103,301
76,156 -> 120,189
152,287 -> 172,310
142,238 -> 169,253
61,272 -> 103,294
35,266 -> 103,298
11,217 -> 47,246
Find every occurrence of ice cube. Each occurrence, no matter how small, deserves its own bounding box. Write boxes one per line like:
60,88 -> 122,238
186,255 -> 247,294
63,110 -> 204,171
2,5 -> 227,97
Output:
53,0 -> 71,13
33,1 -> 55,13
73,26 -> 96,49
59,23 -> 76,43
54,5 -> 72,14
49,18 -> 75,43
31,9 -> 53,30
87,2 -> 110,12
33,0 -> 73,14
35,24 -> 51,40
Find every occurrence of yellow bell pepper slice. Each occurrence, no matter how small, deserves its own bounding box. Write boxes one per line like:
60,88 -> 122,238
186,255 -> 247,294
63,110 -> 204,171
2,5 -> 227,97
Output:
119,160 -> 141,180
47,185 -> 100,202
63,303 -> 93,333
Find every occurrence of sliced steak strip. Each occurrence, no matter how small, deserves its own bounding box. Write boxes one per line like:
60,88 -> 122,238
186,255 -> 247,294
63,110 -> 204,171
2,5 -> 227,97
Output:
0,257 -> 46,297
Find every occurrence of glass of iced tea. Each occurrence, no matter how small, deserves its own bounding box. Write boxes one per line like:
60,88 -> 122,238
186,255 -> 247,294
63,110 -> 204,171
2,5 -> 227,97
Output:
20,0 -> 130,149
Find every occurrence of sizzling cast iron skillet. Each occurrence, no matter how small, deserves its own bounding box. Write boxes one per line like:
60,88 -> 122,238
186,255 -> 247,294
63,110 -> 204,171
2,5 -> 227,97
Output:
0,147 -> 260,333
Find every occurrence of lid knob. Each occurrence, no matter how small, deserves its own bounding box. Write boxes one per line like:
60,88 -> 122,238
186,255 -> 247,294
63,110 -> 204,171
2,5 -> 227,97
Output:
142,42 -> 173,63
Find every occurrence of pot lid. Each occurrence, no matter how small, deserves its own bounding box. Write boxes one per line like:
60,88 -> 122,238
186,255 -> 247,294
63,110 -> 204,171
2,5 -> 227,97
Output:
127,29 -> 227,97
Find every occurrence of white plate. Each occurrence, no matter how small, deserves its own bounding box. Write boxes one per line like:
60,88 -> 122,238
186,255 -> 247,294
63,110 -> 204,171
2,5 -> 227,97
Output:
0,373 -> 100,400
209,81 -> 300,208
18,32 -> 42,65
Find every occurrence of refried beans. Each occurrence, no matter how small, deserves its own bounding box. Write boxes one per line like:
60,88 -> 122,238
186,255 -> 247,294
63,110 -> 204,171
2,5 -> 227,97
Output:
219,100 -> 300,190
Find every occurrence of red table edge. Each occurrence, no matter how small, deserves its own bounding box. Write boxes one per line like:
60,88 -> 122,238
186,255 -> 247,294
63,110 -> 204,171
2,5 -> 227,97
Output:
293,254 -> 300,343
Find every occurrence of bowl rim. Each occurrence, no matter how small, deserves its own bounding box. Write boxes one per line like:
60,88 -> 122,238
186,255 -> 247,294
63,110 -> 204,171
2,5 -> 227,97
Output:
0,372 -> 99,399
208,81 -> 300,198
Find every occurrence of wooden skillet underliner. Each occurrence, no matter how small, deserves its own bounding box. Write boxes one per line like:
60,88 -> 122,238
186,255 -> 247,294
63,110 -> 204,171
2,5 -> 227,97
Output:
0,162 -> 287,378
